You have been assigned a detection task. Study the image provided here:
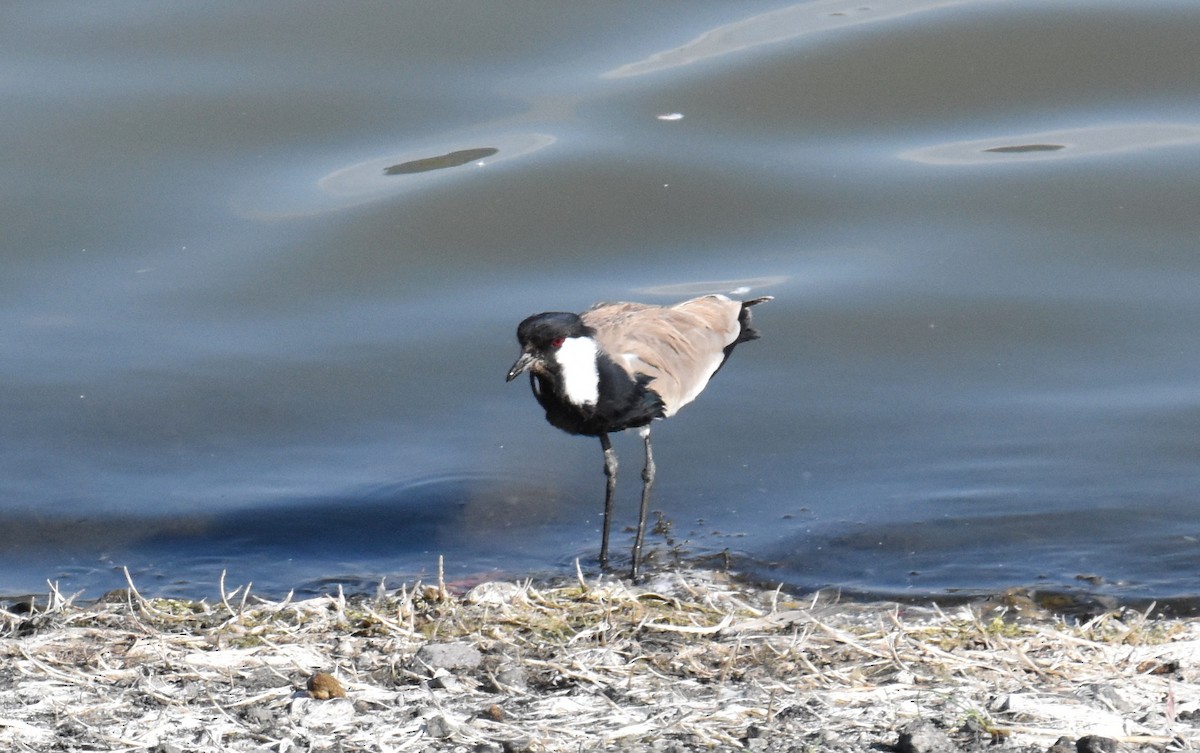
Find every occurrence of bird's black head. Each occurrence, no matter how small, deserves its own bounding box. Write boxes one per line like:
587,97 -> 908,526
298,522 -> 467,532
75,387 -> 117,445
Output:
516,312 -> 589,346
506,311 -> 593,382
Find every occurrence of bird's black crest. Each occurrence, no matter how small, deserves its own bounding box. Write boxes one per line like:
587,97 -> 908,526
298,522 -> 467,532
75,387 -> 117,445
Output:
516,312 -> 592,346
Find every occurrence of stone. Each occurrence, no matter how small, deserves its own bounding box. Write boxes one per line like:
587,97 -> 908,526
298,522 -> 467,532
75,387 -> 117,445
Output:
466,582 -> 525,606
415,642 -> 483,671
426,714 -> 453,738
1047,737 -> 1075,753
495,666 -> 528,692
895,719 -> 957,753
1076,736 -> 1117,753
427,669 -> 460,691
240,706 -> 273,726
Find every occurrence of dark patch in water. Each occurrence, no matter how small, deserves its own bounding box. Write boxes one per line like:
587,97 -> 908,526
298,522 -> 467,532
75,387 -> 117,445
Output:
0,474 -> 572,600
984,143 -> 1066,154
384,147 -> 498,175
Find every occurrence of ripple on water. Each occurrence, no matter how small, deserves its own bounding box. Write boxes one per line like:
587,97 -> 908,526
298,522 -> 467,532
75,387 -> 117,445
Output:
900,122 -> 1200,165
233,132 -> 555,220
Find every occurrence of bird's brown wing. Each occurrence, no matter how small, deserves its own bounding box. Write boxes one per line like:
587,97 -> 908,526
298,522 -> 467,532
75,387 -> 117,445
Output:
582,296 -> 743,416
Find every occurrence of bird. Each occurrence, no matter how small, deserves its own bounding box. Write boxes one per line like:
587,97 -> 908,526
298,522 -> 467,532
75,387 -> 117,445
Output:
506,293 -> 771,580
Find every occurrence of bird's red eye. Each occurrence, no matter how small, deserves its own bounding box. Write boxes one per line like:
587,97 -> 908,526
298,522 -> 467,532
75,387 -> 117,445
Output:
550,337 -> 565,349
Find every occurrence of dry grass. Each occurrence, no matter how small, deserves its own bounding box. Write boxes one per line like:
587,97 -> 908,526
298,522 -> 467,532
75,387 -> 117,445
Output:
0,566 -> 1197,752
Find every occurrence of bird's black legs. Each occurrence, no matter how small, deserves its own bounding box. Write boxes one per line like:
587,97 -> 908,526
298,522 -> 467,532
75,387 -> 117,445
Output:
630,426 -> 655,581
598,433 -> 617,570
599,428 -> 655,580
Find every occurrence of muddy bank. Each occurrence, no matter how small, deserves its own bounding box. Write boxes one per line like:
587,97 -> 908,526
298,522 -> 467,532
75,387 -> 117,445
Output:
1,569 -> 1196,752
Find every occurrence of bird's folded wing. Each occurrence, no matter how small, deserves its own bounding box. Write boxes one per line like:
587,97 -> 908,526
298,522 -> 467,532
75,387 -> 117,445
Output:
583,296 -> 742,416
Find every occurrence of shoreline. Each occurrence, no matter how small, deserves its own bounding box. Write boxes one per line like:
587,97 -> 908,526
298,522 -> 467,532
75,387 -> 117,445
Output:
2,568 -> 1196,752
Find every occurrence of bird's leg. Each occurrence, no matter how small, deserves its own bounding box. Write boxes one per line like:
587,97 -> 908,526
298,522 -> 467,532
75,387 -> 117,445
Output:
599,433 -> 617,570
630,426 -> 655,581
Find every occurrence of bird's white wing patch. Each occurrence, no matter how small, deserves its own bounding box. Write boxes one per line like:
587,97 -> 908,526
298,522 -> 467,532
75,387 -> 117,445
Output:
555,336 -> 600,406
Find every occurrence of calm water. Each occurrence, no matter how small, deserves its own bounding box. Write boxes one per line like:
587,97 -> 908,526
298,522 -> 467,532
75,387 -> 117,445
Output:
4,0 -> 1200,604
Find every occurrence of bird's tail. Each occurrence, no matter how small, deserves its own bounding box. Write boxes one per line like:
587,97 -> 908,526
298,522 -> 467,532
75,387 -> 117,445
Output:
735,295 -> 773,343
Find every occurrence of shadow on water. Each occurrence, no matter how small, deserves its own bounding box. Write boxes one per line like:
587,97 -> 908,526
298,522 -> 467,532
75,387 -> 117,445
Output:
163,474 -> 559,557
0,474 -> 575,601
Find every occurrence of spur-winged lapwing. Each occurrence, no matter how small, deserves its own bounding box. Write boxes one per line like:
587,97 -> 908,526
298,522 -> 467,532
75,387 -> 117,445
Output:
506,294 -> 771,579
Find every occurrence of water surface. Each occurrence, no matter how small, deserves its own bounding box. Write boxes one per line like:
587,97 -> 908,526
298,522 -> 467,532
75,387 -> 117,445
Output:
3,0 -> 1200,605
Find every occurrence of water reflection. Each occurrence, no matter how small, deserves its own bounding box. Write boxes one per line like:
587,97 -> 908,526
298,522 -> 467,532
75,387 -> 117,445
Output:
384,147 -> 499,175
603,0 -> 982,79
633,276 -> 789,298
234,132 -> 554,219
901,122 -> 1200,165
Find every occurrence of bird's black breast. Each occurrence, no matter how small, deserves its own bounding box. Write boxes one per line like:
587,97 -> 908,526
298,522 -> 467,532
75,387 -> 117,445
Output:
531,353 -> 664,437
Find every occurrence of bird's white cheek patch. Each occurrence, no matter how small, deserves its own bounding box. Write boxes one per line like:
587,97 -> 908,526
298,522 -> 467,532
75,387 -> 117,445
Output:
554,337 -> 600,406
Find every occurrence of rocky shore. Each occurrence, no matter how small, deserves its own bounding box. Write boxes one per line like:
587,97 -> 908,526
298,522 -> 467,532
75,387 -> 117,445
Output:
1,567 -> 1196,752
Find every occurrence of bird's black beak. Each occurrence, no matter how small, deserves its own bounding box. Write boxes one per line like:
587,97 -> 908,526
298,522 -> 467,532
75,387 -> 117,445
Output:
506,351 -> 536,382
